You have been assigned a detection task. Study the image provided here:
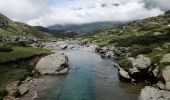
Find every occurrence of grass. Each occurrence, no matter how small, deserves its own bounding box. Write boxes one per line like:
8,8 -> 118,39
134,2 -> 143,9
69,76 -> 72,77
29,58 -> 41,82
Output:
0,43 -> 52,99
118,59 -> 133,71
0,46 -> 52,63
0,67 -> 34,99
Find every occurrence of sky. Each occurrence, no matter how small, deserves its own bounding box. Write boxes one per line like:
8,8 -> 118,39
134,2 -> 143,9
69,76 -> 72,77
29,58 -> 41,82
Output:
0,0 -> 169,27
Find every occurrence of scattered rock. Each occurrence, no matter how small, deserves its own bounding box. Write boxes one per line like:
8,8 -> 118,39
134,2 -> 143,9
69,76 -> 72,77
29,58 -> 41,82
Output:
105,51 -> 115,58
35,53 -> 69,75
60,44 -> 68,50
87,44 -> 98,51
6,81 -> 20,96
160,66 -> 170,90
118,68 -> 131,82
3,96 -> 20,100
18,83 -> 30,96
160,54 -> 170,63
129,67 -> 140,79
139,86 -> 170,100
162,43 -> 170,49
154,32 -> 162,36
132,55 -> 151,70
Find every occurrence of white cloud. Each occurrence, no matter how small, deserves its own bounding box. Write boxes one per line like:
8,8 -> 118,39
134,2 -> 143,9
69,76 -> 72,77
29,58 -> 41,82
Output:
0,0 -> 169,27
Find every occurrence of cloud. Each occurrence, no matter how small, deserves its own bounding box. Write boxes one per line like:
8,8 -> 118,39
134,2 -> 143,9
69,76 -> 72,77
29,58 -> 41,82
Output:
0,0 -> 169,27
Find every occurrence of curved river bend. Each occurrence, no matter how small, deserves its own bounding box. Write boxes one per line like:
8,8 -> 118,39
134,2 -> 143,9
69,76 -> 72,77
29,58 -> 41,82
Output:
22,42 -> 144,100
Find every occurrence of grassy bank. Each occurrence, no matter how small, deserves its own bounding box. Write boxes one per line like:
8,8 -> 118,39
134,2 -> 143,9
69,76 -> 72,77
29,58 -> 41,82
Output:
0,42 -> 52,99
0,46 -> 51,63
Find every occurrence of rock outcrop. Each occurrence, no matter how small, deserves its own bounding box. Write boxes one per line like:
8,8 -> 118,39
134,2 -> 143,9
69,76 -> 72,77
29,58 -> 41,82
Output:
132,55 -> 151,70
139,86 -> 170,100
118,68 -> 131,82
160,53 -> 170,63
158,66 -> 170,90
35,53 -> 69,75
4,77 -> 43,100
118,55 -> 158,83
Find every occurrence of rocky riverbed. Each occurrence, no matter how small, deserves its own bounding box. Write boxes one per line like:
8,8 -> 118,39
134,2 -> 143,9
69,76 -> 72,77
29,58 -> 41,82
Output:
80,39 -> 170,100
18,40 -> 145,100
4,40 -> 170,100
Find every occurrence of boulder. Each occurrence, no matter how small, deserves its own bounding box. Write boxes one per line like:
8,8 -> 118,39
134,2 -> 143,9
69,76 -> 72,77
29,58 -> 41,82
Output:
35,53 -> 69,75
118,68 -> 131,82
60,44 -> 68,50
139,86 -> 170,100
87,44 -> 98,52
6,81 -> 20,96
160,66 -> 170,90
132,55 -> 151,70
18,83 -> 30,95
129,67 -> 141,79
160,54 -> 170,63
105,51 -> 115,58
3,96 -> 20,100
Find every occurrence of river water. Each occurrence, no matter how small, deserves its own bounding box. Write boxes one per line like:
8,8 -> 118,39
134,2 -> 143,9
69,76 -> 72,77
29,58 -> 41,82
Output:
22,42 -> 144,100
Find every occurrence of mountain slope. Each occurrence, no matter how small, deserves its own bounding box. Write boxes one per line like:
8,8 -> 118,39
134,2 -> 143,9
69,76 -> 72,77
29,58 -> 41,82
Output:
80,11 -> 170,47
48,21 -> 124,35
0,13 -> 53,39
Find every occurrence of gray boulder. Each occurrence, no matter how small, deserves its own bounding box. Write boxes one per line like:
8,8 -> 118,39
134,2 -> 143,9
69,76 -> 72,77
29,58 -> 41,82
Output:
132,55 -> 151,70
118,68 -> 131,82
161,54 -> 170,63
35,53 -> 69,75
60,44 -> 68,50
105,51 -> 115,58
158,66 -> 170,90
6,81 -> 20,96
139,86 -> 170,100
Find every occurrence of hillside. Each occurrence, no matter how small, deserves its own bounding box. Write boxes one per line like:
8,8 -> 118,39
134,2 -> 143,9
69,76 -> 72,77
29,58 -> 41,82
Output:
0,13 -> 53,40
80,11 -> 170,69
80,11 -> 170,47
48,21 -> 124,35
35,26 -> 77,38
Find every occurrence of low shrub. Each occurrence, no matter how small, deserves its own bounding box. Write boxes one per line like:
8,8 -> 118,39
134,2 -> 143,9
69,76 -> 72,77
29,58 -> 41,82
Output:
131,47 -> 152,57
0,46 -> 13,52
0,89 -> 8,99
5,41 -> 31,47
118,59 -> 133,71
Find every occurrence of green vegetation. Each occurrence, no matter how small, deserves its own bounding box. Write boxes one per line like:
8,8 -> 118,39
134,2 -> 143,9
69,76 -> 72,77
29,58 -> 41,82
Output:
0,46 -> 52,63
79,12 -> 170,70
0,42 -> 52,99
0,46 -> 13,52
131,46 -> 152,57
0,13 -> 54,40
118,59 -> 133,71
0,67 -> 33,99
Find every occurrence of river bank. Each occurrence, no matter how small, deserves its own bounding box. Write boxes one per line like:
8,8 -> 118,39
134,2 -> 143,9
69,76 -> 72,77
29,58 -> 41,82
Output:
79,39 -> 170,100
2,40 -> 170,100
19,40 -> 145,100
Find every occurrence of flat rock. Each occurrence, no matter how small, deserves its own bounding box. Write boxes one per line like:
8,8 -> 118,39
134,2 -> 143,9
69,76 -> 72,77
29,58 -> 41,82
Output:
35,53 -> 69,75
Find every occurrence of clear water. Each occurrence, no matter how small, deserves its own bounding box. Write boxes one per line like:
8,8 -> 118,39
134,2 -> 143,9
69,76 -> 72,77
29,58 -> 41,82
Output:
22,43 -> 144,100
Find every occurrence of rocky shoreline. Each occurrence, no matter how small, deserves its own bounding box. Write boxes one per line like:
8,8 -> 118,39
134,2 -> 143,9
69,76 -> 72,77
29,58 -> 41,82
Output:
2,39 -> 170,100
3,50 -> 69,100
80,39 -> 170,100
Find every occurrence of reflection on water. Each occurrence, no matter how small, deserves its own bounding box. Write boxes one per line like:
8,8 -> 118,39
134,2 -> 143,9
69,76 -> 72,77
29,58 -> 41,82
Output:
22,43 -> 144,100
